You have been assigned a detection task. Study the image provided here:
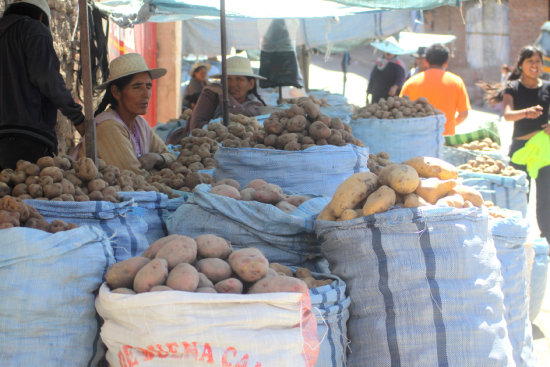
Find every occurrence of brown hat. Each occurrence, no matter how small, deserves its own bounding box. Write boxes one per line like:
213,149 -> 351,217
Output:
98,53 -> 167,90
211,56 -> 266,80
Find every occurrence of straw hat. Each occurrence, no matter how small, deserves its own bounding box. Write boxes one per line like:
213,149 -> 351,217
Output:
211,56 -> 266,80
16,0 -> 51,20
98,53 -> 167,90
189,61 -> 212,76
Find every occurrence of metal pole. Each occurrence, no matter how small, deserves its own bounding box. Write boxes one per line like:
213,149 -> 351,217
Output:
78,0 -> 97,163
220,0 -> 229,126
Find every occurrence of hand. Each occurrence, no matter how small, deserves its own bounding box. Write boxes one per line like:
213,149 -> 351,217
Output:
542,123 -> 550,135
138,153 -> 163,170
388,85 -> 398,97
75,122 -> 85,136
524,105 -> 543,119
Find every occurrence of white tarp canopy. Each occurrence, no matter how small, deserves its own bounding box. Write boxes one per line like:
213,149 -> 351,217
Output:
371,31 -> 456,55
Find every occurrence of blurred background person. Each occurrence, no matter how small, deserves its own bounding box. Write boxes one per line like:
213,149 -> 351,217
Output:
366,52 -> 405,104
183,61 -> 211,109
406,47 -> 428,79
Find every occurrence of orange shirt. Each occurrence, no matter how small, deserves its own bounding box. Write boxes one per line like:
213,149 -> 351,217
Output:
400,69 -> 471,135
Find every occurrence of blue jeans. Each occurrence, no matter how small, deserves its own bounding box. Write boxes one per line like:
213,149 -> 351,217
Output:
509,139 -> 550,240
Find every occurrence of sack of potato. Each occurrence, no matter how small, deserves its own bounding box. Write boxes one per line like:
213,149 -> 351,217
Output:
350,97 -> 446,163
167,181 -> 330,268
317,156 -> 487,222
489,213 -> 535,367
442,137 -> 509,167
458,157 -> 529,216
316,201 -> 514,367
0,225 -> 114,366
96,234 -> 319,367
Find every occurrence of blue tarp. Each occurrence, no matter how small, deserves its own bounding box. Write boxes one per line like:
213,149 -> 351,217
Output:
334,0 -> 469,10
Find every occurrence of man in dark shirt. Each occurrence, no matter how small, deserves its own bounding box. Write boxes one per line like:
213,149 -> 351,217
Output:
366,52 -> 406,104
0,0 -> 85,169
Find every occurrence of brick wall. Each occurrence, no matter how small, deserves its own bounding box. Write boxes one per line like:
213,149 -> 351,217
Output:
509,0 -> 548,67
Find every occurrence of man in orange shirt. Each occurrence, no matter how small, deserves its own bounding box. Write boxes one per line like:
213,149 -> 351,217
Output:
400,44 -> 471,135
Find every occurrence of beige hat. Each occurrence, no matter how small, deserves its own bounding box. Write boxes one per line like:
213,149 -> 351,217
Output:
16,0 -> 51,20
211,56 -> 266,80
98,53 -> 167,90
189,61 -> 212,76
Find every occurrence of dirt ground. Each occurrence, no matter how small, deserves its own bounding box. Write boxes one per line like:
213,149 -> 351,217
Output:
306,53 -> 550,365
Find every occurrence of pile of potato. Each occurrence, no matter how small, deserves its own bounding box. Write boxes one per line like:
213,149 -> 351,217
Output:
270,263 -> 333,289
0,156 -> 178,202
105,234 -> 309,295
208,178 -> 310,214
353,96 -> 442,120
0,195 -> 77,232
318,156 -> 485,221
457,155 -> 522,176
366,151 -> 393,175
283,95 -> 330,107
452,137 -> 500,151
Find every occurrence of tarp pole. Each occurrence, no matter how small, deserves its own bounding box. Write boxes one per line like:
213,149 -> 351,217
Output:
220,0 -> 229,126
78,0 -> 97,163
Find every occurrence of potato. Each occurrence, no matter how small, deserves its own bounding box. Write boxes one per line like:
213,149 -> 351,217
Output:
53,156 -> 71,170
39,166 -> 63,182
25,217 -> 50,231
295,267 -> 312,279
379,164 -> 419,194
24,163 -> 40,177
88,178 -> 107,193
196,287 -> 217,293
362,185 -> 396,216
309,121 -> 331,140
133,258 -> 169,293
324,172 -> 379,218
48,219 -> 68,233
150,285 -> 173,292
436,193 -> 465,208
248,275 -> 309,294
269,263 -> 293,277
197,272 -> 214,288
264,119 -> 283,135
195,234 -> 232,259
155,236 -> 198,269
111,288 -> 136,295
286,115 -> 307,133
12,183 -> 28,197
166,263 -> 199,292
74,157 -> 98,181
88,190 -> 104,201
196,258 -> 232,283
239,188 -> 256,201
213,178 -> 241,190
215,277 -> 244,294
105,256 -> 151,289
0,196 -> 29,221
415,178 -> 457,205
300,100 -> 320,119
246,179 -> 268,190
210,184 -> 241,200
317,205 -> 337,221
43,183 -> 63,199
286,195 -> 309,207
228,248 -> 269,283
404,156 -> 458,180
0,209 -> 20,227
143,234 -> 196,259
403,193 -> 429,208
450,185 -> 484,207
253,184 -> 284,204
275,201 -> 297,214
312,279 -> 333,288
0,182 -> 9,198
36,156 -> 55,169
339,208 -> 360,221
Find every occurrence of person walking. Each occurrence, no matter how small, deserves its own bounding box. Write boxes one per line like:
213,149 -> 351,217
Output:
0,0 -> 85,169
406,47 -> 429,80
366,52 -> 406,104
400,43 -> 471,136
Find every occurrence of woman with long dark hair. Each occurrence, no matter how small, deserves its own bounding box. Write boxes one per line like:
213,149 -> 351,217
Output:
502,45 -> 550,240
76,53 -> 175,174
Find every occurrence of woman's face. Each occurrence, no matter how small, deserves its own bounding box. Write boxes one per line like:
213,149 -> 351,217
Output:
112,72 -> 152,117
228,75 -> 254,104
194,67 -> 208,82
521,53 -> 542,79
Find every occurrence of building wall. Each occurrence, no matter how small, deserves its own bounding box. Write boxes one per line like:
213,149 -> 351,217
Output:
509,0 -> 549,66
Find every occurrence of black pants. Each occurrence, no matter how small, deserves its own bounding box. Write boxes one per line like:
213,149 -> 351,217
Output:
509,139 -> 550,240
0,135 -> 56,170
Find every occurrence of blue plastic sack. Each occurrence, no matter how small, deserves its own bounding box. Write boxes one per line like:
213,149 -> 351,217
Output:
118,191 -> 169,246
24,198 -> 149,262
530,237 -> 549,321
167,184 -> 330,268
460,171 -> 529,216
308,272 -> 350,367
214,144 -> 368,197
350,114 -> 445,162
0,226 -> 115,366
490,215 -> 535,367
316,206 -> 514,367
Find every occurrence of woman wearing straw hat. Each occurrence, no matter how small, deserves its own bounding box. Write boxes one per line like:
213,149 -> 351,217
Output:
77,53 -> 176,174
183,61 -> 211,105
169,56 -> 267,142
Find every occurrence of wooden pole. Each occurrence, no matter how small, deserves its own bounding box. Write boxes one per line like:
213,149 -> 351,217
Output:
78,0 -> 97,163
220,0 -> 229,126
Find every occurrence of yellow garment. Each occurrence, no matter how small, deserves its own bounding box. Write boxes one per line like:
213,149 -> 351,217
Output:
511,131 -> 550,179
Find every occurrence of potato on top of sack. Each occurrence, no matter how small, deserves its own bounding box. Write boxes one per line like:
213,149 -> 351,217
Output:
318,153 -> 486,222
105,233 -> 332,294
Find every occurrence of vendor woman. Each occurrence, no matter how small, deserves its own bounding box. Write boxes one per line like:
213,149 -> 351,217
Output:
78,53 -> 175,174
